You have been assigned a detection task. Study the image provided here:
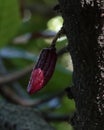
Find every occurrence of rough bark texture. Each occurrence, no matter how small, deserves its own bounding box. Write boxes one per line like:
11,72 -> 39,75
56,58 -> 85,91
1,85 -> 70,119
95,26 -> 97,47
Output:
58,0 -> 104,129
0,101 -> 55,130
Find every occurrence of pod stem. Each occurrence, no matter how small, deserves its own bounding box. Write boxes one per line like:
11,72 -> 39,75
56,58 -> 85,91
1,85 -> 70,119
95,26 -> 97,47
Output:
51,26 -> 65,47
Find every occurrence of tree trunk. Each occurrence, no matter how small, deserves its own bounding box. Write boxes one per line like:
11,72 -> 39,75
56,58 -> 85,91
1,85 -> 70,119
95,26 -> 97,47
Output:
58,0 -> 104,129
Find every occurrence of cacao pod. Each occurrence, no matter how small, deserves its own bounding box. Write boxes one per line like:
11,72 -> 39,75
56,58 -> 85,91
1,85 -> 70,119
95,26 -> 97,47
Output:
27,47 -> 57,94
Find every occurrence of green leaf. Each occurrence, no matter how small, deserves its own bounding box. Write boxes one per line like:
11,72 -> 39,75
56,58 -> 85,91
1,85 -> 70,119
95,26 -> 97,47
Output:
55,96 -> 75,115
0,0 -> 20,47
53,122 -> 73,130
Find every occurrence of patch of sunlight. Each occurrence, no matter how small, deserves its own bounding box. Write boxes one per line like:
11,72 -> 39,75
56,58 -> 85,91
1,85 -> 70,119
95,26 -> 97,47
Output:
57,36 -> 66,42
61,54 -> 73,72
22,9 -> 31,22
44,35 -> 66,45
47,16 -> 63,32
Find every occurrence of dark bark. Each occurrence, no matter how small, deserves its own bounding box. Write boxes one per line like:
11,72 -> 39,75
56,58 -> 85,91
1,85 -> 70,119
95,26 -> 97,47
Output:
0,101 -> 55,130
58,0 -> 104,129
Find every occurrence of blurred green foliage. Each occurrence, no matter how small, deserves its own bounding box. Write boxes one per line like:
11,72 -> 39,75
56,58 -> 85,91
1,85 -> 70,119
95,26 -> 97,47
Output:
53,122 -> 73,130
0,0 -> 20,47
0,0 -> 75,130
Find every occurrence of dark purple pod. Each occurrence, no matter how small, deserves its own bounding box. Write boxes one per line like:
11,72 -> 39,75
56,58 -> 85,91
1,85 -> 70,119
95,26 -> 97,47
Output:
27,47 -> 57,94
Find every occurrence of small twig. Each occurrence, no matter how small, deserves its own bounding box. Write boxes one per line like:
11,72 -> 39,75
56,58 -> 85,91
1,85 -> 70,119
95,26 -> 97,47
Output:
11,82 -> 30,98
0,86 -> 36,106
0,57 -> 30,98
51,27 -> 65,47
0,85 -> 65,107
57,46 -> 68,56
0,64 -> 33,85
43,113 -> 70,122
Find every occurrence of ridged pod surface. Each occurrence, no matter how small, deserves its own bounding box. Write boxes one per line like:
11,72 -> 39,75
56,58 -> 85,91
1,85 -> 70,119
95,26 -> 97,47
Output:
27,46 -> 57,94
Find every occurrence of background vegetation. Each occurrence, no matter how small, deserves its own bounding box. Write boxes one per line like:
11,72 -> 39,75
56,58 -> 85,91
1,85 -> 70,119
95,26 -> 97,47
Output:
0,0 -> 75,129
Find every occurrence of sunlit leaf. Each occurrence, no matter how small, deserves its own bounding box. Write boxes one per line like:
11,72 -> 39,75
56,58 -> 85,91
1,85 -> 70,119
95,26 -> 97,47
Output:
47,16 -> 63,32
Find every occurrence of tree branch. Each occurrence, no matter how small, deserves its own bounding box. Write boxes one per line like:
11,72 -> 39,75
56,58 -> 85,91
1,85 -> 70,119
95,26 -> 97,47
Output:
43,113 -> 70,122
57,46 -> 68,56
0,64 -> 33,85
0,85 -> 65,107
